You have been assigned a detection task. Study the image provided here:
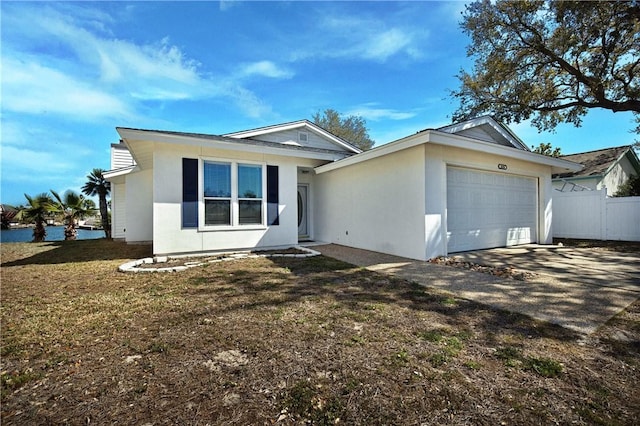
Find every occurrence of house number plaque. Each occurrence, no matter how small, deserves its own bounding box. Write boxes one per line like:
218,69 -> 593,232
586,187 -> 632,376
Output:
498,163 -> 508,170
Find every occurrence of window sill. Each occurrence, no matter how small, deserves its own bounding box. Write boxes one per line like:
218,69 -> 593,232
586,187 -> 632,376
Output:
198,224 -> 267,232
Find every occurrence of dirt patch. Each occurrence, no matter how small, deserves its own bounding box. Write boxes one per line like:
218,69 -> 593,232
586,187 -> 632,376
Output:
429,256 -> 537,281
554,238 -> 640,253
1,240 -> 639,425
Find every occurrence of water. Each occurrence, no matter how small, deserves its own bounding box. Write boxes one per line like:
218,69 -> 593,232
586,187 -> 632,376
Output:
0,226 -> 105,243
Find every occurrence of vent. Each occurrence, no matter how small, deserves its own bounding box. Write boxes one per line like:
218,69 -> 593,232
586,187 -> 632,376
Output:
298,132 -> 308,143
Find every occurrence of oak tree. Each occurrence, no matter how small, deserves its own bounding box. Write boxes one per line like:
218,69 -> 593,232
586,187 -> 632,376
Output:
453,0 -> 640,133
312,109 -> 375,151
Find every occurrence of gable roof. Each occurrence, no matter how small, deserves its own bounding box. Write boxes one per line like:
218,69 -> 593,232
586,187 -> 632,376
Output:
316,125 -> 581,175
114,127 -> 355,170
552,145 -> 640,179
434,116 -> 530,151
223,119 -> 362,154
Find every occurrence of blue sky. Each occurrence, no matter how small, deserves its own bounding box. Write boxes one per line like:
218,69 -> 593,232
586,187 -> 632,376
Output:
1,1 -> 637,207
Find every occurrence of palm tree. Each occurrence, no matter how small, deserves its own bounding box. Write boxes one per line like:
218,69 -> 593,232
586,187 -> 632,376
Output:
21,193 -> 54,242
82,169 -> 111,238
51,190 -> 95,240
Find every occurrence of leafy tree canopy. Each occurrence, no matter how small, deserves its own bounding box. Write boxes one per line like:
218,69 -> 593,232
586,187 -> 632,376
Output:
312,109 -> 375,151
531,142 -> 562,157
614,173 -> 640,197
453,0 -> 640,133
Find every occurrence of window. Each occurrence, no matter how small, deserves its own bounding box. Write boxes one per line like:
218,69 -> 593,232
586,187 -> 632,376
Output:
238,163 -> 262,224
201,160 -> 265,227
203,161 -> 231,225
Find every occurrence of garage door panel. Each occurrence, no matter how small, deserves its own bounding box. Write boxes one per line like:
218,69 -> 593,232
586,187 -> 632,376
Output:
447,167 -> 538,253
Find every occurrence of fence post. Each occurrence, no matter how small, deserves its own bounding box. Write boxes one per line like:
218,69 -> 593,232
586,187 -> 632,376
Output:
600,188 -> 607,240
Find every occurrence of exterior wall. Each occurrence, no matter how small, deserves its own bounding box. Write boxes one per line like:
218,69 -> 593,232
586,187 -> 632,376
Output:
315,142 -> 555,260
423,144 -> 555,257
124,169 -> 153,242
601,156 -> 637,194
315,145 -> 427,260
454,127 -> 509,147
151,143 -> 323,255
250,129 -> 343,151
112,182 -> 126,239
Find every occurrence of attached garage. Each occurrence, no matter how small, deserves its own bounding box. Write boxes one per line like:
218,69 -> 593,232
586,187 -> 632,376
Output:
446,167 -> 538,253
315,116 -> 581,261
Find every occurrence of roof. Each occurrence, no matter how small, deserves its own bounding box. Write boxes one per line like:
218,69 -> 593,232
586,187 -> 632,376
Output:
428,116 -> 530,151
223,119 -> 362,154
552,145 -> 639,179
316,127 -> 582,175
114,126 -> 356,171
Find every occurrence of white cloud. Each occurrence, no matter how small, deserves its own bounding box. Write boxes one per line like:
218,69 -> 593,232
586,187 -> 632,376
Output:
219,0 -> 239,12
346,103 -> 417,121
1,145 -> 74,176
1,3 -> 275,121
362,29 -> 414,61
290,12 -> 427,63
240,61 -> 294,79
2,57 -> 131,119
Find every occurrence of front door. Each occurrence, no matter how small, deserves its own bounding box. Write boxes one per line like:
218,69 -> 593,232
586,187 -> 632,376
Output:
297,184 -> 308,238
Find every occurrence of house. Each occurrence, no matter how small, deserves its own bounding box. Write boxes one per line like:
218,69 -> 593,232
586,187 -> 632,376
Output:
552,145 -> 640,194
104,116 -> 581,260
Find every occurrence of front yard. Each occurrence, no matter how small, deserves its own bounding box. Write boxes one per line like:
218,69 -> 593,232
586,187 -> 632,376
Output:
1,240 -> 638,424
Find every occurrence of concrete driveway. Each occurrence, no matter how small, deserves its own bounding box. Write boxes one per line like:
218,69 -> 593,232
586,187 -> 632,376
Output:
313,244 -> 640,335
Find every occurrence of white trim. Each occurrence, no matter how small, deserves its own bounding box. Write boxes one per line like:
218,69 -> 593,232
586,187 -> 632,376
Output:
117,127 -> 349,162
224,120 -> 362,154
104,165 -> 137,179
315,129 -> 582,175
437,116 -> 529,151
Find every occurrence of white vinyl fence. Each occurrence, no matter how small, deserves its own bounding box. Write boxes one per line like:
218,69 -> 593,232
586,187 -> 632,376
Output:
553,189 -> 640,241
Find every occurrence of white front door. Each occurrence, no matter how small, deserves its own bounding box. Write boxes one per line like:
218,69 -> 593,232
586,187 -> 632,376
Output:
297,184 -> 308,238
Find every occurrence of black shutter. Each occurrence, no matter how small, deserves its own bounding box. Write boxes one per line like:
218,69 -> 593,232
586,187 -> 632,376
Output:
267,165 -> 279,226
182,158 -> 198,228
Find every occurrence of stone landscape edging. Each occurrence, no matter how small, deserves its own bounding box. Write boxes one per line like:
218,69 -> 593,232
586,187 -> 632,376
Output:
118,246 -> 321,273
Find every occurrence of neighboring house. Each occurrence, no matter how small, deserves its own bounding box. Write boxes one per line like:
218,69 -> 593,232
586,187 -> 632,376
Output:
552,145 -> 640,194
104,116 -> 580,260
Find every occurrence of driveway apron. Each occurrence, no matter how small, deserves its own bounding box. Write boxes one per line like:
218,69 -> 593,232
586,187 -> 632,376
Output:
313,244 -> 640,335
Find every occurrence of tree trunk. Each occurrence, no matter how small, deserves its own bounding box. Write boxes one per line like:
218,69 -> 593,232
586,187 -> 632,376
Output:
64,223 -> 77,240
99,194 -> 111,239
32,220 -> 46,242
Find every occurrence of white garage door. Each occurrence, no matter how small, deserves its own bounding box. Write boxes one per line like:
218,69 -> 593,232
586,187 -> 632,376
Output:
447,167 -> 538,253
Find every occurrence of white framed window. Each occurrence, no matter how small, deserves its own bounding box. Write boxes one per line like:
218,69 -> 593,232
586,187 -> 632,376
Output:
200,158 -> 266,229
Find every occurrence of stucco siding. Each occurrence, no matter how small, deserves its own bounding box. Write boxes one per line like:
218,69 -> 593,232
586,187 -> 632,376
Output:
315,145 -> 427,260
125,169 -> 153,242
151,143 -> 322,255
423,144 -> 554,254
601,156 -> 636,195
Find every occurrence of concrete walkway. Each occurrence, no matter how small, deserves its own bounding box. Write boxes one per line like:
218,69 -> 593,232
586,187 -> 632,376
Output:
313,244 -> 640,335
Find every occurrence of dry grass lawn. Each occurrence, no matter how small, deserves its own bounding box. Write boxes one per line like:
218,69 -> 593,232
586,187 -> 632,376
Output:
1,239 -> 638,425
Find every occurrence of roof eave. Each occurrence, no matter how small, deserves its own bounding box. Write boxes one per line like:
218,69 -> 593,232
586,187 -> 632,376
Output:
224,120 -> 362,154
437,116 -> 530,151
315,130 -> 582,174
116,127 -> 351,163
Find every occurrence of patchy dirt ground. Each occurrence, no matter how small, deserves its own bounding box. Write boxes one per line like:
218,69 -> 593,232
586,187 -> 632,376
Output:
1,240 -> 638,425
